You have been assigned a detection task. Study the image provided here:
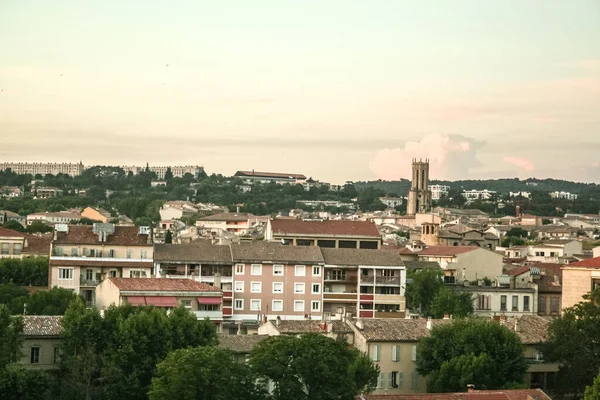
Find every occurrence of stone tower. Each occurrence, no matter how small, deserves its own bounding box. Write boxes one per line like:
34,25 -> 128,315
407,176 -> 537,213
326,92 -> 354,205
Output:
407,159 -> 432,215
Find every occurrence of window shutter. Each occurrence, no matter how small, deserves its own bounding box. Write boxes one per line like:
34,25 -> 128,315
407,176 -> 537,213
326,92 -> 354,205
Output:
377,372 -> 384,388
398,372 -> 404,388
411,345 -> 417,361
392,345 -> 399,361
387,372 -> 393,389
372,344 -> 381,361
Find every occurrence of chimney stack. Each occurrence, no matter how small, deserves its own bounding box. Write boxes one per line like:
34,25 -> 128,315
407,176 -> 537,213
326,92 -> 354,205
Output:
276,316 -> 281,327
443,314 -> 450,320
426,317 -> 432,330
467,384 -> 475,392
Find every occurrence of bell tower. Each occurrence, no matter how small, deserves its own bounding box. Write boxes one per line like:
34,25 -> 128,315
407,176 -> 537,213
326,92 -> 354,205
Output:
407,159 -> 431,215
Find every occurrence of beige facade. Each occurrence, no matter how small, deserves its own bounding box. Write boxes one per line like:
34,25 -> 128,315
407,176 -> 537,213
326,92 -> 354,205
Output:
0,228 -> 26,258
21,337 -> 62,370
561,266 -> 598,310
0,162 -> 84,177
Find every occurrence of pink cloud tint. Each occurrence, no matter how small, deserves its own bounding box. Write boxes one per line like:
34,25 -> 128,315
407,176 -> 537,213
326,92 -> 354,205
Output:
503,156 -> 535,171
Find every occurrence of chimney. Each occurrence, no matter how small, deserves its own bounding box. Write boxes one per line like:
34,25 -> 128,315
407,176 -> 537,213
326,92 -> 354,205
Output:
236,206 -> 240,213
276,316 -> 281,327
263,315 -> 267,324
53,230 -> 57,241
147,226 -> 153,244
443,314 -> 450,320
237,322 -> 242,335
355,319 -> 364,330
426,317 -> 432,330
467,384 -> 475,392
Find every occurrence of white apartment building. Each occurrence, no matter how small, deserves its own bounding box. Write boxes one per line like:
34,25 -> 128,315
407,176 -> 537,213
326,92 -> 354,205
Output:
429,185 -> 450,200
379,197 -> 404,208
550,191 -> 578,200
27,211 -> 81,225
509,191 -> 531,199
120,165 -> 204,179
462,189 -> 496,202
0,162 -> 84,177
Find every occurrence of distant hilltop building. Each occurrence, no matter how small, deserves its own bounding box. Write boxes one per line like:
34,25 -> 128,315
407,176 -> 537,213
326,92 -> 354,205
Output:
430,184 -> 450,200
234,170 -> 307,185
550,191 -> 578,200
0,162 -> 84,177
407,159 -> 432,215
120,165 -> 204,179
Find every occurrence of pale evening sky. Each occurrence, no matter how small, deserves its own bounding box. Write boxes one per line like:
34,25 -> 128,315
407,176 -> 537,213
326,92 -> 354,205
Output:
1,0 -> 599,184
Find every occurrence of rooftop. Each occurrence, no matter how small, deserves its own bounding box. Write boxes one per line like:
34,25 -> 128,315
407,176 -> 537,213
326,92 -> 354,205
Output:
198,212 -> 255,222
230,242 -> 324,264
235,170 -> 307,179
154,243 -> 232,264
271,319 -> 353,334
504,315 -> 551,344
53,225 -> 150,246
107,278 -> 220,292
417,246 -> 480,257
217,334 -> 268,353
359,389 -> 552,400
353,318 -> 450,342
22,233 -> 52,255
566,256 -> 600,269
0,227 -> 26,238
23,315 -> 63,337
270,218 -> 381,237
321,248 -> 404,266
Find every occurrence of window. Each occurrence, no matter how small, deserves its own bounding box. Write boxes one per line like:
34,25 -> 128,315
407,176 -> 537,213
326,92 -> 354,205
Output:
0,243 -> 8,255
294,300 -> 304,312
13,243 -> 21,255
377,372 -> 385,389
181,299 -> 192,309
198,304 -> 220,311
295,265 -> 306,276
30,347 -> 40,364
512,295 -> 519,311
71,248 -> 78,256
251,264 -> 262,275
311,301 -> 320,311
55,247 -> 64,256
477,295 -> 491,310
312,283 -> 321,294
393,371 -> 404,388
273,265 -> 284,276
411,345 -> 417,361
372,344 -> 381,361
312,266 -> 321,276
234,299 -> 244,310
273,282 -> 283,293
234,281 -> 244,292
53,346 -> 61,363
524,296 -> 530,311
500,295 -> 507,311
272,300 -> 283,312
141,250 -> 148,259
126,249 -> 132,258
294,283 -> 305,294
250,299 -> 261,311
130,270 -> 146,278
392,345 -> 400,362
58,268 -> 73,280
411,372 -> 420,389
108,270 -> 117,278
251,282 -> 262,293
85,269 -> 93,281
550,297 -> 560,314
109,249 -> 115,258
538,295 -> 547,314
235,264 -> 245,275
330,269 -> 346,281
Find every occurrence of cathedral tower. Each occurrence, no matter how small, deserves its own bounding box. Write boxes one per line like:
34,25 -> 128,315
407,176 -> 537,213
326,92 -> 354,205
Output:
407,159 -> 432,215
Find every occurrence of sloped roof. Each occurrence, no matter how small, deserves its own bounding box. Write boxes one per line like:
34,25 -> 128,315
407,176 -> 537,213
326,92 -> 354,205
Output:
272,319 -> 353,334
230,242 -> 324,264
23,315 -> 63,337
418,246 -> 479,257
354,318 -> 451,342
108,278 -> 220,292
217,334 -> 268,353
198,212 -> 254,222
566,256 -> 600,269
504,315 -> 551,344
320,248 -> 404,266
154,243 -> 232,264
270,218 -> 380,237
0,227 -> 26,238
22,234 -> 52,256
359,389 -> 552,400
402,261 -> 441,271
508,266 -> 530,277
53,225 -> 150,246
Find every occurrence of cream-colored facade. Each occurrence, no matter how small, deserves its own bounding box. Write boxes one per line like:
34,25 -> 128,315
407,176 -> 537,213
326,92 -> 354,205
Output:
20,337 -> 62,370
0,162 -> 84,177
561,266 -> 600,310
0,228 -> 26,258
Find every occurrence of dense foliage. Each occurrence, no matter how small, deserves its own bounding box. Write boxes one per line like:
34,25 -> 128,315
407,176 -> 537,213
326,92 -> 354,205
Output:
416,318 -> 527,392
0,284 -> 79,315
250,334 -> 379,400
584,369 -> 600,400
543,288 -> 600,397
0,257 -> 48,286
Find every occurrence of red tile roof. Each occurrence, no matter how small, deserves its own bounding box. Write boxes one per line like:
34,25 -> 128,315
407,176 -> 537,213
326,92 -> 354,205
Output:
108,278 -> 220,292
417,246 -> 479,257
508,266 -> 530,276
567,256 -> 600,269
22,234 -> 52,256
270,219 -> 380,237
0,227 -> 26,238
53,225 -> 150,246
359,388 -> 552,400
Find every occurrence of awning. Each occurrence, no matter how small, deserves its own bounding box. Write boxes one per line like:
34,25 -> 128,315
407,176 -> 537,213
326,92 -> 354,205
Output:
126,296 -> 146,306
144,296 -> 177,307
197,297 -> 222,305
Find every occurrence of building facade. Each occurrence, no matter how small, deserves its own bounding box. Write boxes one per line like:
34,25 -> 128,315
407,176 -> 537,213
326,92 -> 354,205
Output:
407,159 -> 431,215
19,316 -> 63,370
234,170 -> 307,185
0,162 -> 84,177
429,185 -> 450,201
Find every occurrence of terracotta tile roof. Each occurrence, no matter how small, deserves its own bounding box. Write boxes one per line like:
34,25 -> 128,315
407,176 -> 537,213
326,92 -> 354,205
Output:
235,170 -> 307,179
0,210 -> 21,217
358,389 -> 552,400
270,218 -> 381,238
23,315 -> 63,337
508,266 -> 530,276
50,259 -> 152,268
504,315 -> 551,344
217,334 -> 268,353
402,261 -> 441,270
154,243 -> 233,264
417,246 -> 479,257
272,319 -> 353,334
22,233 -> 51,256
53,225 -> 150,246
108,278 -> 220,292
198,212 -> 254,222
230,242 -> 324,264
566,256 -> 600,269
321,248 -> 404,266
354,318 -> 451,342
0,227 -> 26,238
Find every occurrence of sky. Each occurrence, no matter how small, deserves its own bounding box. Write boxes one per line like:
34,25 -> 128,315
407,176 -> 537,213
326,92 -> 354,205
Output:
1,0 -> 599,184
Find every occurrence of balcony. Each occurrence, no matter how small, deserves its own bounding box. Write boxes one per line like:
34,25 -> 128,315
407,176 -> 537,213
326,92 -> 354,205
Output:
222,291 -> 233,298
359,310 -> 374,318
374,294 -> 405,305
193,310 -> 223,320
323,293 -> 358,302
223,307 -> 233,316
198,275 -> 233,284
324,274 -> 357,284
80,277 -> 100,287
375,276 -> 401,286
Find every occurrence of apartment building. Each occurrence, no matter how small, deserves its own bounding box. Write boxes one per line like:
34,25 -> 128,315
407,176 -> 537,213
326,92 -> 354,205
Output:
27,211 -> 81,226
0,228 -> 51,258
0,210 -> 26,227
266,218 -> 381,249
34,187 -> 63,199
550,191 -> 578,200
81,206 -> 111,223
0,162 -> 84,177
159,201 -> 199,220
379,197 -> 404,208
49,224 -> 153,306
504,240 -> 582,263
561,256 -> 600,310
95,278 -> 223,324
19,316 -> 63,370
320,248 -> 406,318
0,186 -> 23,198
462,189 -> 496,202
429,185 -> 450,200
120,165 -> 204,179
195,212 -> 257,236
234,170 -> 307,185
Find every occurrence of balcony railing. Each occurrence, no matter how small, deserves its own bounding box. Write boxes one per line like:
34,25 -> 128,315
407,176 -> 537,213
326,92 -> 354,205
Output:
80,277 -> 100,286
324,275 -> 357,283
193,310 -> 223,320
375,276 -> 401,285
323,293 -> 358,302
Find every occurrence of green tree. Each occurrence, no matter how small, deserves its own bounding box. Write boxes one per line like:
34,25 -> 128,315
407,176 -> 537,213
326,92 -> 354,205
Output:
1,220 -> 25,232
542,289 -> 600,396
164,168 -> 173,181
417,318 -> 527,392
0,257 -> 48,286
26,287 -> 79,315
0,305 -> 23,368
405,269 -> 444,316
25,220 -> 53,234
584,369 -> 600,400
250,334 -> 378,400
149,346 -> 265,400
429,287 -> 474,319
0,283 -> 29,314
506,227 -> 528,238
164,230 -> 172,244
427,353 -> 496,392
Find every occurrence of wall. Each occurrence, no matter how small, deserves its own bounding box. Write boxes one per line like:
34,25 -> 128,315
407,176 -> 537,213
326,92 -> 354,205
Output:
454,248 -> 503,282
369,341 -> 425,394
19,337 -> 63,370
53,243 -> 153,259
95,279 -> 122,309
561,268 -> 593,310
